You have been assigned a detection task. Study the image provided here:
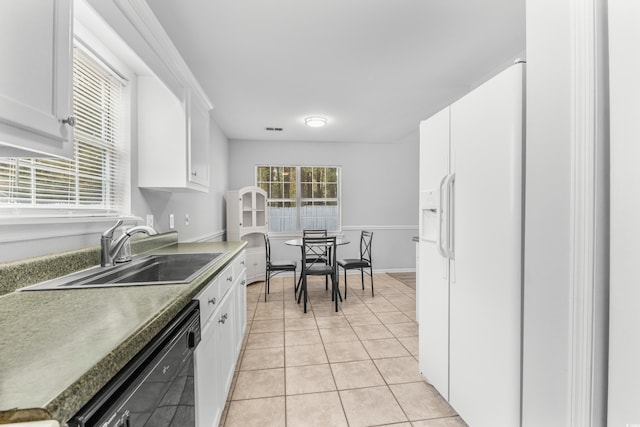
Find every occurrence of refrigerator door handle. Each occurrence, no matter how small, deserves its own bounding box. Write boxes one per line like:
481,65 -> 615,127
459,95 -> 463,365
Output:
446,173 -> 456,259
442,173 -> 455,259
436,175 -> 448,259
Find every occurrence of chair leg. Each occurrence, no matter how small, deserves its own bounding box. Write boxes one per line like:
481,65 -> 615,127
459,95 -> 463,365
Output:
264,273 -> 269,302
331,273 -> 342,313
303,275 -> 308,313
343,268 -> 348,299
295,274 -> 302,296
335,276 -> 343,302
361,268 -> 365,290
293,270 -> 297,298
370,266 -> 374,297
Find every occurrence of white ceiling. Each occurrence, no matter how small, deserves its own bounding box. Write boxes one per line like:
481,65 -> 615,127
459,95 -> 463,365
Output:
146,0 -> 525,143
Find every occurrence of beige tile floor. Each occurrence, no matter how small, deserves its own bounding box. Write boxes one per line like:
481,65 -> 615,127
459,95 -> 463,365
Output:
220,273 -> 468,427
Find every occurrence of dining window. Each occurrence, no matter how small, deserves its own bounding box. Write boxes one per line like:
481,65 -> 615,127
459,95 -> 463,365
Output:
256,165 -> 340,233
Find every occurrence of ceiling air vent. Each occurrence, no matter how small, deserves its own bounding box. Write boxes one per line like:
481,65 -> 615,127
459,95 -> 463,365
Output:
265,127 -> 283,131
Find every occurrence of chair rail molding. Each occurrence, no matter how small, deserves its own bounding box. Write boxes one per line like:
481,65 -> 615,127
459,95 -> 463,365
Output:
341,225 -> 418,231
568,0 -> 608,425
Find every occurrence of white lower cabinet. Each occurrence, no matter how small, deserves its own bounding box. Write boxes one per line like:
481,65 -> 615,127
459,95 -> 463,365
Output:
194,251 -> 246,427
194,316 -> 222,427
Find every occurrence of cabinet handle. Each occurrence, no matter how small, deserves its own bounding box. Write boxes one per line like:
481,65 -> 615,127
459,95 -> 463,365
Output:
227,276 -> 233,282
191,171 -> 198,176
61,116 -> 76,127
208,297 -> 217,305
218,313 -> 228,324
241,280 -> 246,286
241,260 -> 245,265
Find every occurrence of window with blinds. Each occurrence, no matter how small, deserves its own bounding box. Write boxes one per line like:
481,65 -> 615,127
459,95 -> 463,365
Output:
0,45 -> 126,213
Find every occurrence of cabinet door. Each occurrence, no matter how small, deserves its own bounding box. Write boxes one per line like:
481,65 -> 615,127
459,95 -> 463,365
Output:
0,0 -> 74,158
194,320 -> 222,427
254,190 -> 267,228
240,191 -> 253,229
234,274 -> 247,355
217,293 -> 236,397
188,94 -> 210,187
138,75 -> 187,188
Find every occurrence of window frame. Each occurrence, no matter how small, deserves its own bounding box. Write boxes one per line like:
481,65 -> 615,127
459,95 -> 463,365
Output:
256,165 -> 342,234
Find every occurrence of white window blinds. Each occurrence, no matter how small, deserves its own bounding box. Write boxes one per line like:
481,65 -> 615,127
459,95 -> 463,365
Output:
0,45 -> 125,213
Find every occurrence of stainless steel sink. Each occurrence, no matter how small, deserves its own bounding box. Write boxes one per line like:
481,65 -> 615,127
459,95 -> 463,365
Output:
19,252 -> 223,291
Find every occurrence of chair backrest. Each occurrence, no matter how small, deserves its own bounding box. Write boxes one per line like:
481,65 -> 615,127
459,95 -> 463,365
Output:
303,229 -> 327,237
302,236 -> 336,271
360,230 -> 373,263
303,229 -> 328,259
263,233 -> 272,263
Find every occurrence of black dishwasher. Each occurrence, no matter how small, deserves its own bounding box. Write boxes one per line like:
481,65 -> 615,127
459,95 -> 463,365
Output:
69,300 -> 201,427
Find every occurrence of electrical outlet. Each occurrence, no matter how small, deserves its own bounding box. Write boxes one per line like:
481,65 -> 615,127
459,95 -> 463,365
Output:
146,214 -> 154,228
185,213 -> 190,226
169,214 -> 175,229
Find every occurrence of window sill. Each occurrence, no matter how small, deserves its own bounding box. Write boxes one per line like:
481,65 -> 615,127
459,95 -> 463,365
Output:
0,214 -> 142,244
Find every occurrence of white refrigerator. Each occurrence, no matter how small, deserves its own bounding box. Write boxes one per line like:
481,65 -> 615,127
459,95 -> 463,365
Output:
418,62 -> 525,427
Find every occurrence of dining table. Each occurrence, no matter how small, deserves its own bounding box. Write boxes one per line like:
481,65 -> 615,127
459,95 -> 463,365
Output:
284,237 -> 350,247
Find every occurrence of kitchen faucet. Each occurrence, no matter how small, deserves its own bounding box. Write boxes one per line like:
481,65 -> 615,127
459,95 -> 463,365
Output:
101,220 -> 158,267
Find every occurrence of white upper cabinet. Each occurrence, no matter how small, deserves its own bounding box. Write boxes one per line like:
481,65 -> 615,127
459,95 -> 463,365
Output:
0,0 -> 74,158
86,0 -> 213,192
138,76 -> 209,192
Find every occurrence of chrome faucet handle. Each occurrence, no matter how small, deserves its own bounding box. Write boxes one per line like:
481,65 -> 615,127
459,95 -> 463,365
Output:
102,220 -> 123,238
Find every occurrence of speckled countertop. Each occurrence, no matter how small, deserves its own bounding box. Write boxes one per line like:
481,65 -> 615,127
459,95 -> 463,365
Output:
0,238 -> 246,425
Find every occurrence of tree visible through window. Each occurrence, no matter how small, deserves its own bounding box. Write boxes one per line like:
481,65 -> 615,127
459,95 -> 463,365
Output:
0,44 -> 125,213
257,165 -> 340,232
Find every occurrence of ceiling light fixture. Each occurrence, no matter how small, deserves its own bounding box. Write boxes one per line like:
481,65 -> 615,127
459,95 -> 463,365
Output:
304,116 -> 328,128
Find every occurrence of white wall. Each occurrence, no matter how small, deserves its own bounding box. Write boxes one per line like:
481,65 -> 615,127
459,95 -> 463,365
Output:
227,132 -> 419,271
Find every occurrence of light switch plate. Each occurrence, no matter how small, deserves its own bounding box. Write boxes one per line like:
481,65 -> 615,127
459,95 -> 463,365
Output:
169,214 -> 175,229
146,214 -> 154,228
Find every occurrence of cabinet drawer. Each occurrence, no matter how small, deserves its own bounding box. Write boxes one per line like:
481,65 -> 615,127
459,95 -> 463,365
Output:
219,262 -> 234,298
233,251 -> 247,277
196,276 -> 220,325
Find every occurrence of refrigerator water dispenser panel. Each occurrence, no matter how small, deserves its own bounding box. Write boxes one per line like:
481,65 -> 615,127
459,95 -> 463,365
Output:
420,189 -> 439,242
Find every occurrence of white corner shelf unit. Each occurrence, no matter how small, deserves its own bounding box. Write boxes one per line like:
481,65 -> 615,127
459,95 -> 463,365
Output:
226,187 -> 267,284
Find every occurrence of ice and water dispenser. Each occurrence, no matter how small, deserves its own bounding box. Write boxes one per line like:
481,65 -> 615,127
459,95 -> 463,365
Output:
420,188 -> 439,242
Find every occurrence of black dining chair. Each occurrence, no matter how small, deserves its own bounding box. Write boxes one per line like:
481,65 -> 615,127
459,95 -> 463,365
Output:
263,234 -> 297,302
337,230 -> 374,298
302,229 -> 329,290
299,236 -> 340,313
